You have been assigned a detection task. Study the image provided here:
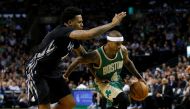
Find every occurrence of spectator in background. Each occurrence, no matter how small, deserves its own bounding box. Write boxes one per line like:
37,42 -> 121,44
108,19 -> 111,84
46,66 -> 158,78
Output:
168,75 -> 177,90
175,78 -> 190,109
155,78 -> 174,109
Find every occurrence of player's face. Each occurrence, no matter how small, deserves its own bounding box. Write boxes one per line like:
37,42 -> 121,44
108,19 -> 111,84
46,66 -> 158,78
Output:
70,15 -> 83,30
109,41 -> 122,52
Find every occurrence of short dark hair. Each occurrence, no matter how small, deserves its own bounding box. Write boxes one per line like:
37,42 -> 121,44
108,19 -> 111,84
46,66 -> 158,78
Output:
61,7 -> 82,23
108,30 -> 122,37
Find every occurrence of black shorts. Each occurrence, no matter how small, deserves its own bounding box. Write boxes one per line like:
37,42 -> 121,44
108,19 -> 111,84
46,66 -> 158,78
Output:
34,76 -> 71,104
25,57 -> 71,104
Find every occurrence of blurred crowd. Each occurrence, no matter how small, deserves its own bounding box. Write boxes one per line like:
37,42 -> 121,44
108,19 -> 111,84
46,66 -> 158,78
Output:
0,0 -> 190,109
0,15 -> 30,108
142,56 -> 190,109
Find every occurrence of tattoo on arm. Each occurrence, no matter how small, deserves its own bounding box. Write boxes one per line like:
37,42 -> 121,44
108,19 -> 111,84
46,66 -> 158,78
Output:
124,60 -> 143,79
122,46 -> 143,79
73,47 -> 98,77
69,23 -> 115,40
64,51 -> 98,77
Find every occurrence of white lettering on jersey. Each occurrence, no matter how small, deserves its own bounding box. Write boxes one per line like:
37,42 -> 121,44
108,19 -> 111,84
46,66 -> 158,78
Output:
67,42 -> 74,52
103,61 -> 123,75
36,40 -> 56,59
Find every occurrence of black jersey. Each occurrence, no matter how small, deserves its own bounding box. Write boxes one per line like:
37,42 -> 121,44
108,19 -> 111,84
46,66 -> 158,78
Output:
27,25 -> 80,78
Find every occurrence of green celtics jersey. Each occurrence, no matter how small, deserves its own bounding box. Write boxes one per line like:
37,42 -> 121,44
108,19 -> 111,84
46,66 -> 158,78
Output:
93,46 -> 124,81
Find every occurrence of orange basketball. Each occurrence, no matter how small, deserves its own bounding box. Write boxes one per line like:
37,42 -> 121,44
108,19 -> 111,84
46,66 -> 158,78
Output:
130,81 -> 149,101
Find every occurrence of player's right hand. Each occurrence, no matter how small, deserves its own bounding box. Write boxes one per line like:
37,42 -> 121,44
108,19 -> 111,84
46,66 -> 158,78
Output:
111,12 -> 126,26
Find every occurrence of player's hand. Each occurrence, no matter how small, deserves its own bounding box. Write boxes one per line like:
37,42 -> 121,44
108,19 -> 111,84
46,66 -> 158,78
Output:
128,76 -> 137,86
185,65 -> 190,74
111,12 -> 126,26
63,74 -> 69,82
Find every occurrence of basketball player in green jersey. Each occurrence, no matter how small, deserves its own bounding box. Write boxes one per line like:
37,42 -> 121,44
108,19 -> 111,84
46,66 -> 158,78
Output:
63,30 -> 145,109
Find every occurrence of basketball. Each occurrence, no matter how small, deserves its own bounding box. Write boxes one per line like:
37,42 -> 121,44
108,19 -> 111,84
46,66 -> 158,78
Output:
130,81 -> 149,101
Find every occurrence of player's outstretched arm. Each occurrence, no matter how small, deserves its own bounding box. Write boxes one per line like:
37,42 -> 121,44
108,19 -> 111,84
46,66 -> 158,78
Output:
69,12 -> 126,40
63,51 -> 99,80
122,46 -> 145,81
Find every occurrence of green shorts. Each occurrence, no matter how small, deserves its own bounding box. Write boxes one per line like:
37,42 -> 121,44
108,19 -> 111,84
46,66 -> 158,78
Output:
95,80 -> 124,102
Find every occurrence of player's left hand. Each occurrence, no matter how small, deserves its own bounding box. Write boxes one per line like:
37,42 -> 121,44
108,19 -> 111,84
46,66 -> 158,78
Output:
111,12 -> 126,26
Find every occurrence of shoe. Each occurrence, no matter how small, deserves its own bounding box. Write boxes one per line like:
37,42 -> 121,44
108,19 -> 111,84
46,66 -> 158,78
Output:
137,105 -> 142,109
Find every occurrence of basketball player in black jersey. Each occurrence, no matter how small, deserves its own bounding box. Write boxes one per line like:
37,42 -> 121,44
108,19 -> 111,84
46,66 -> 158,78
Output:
25,7 -> 126,109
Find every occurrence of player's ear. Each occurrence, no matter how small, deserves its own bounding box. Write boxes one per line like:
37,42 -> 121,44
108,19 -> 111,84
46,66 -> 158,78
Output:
68,20 -> 72,26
